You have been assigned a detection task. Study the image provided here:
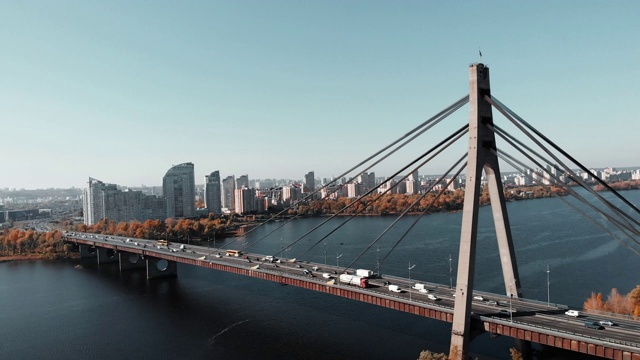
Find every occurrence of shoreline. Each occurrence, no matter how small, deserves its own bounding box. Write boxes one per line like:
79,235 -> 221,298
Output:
0,253 -> 78,263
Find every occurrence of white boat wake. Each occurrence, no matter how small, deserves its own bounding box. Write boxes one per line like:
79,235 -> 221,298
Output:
207,319 -> 250,345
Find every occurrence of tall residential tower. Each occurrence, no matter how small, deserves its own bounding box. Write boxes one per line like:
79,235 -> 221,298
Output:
162,162 -> 196,218
204,171 -> 222,214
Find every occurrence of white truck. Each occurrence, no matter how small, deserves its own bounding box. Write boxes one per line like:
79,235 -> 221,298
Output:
388,284 -> 402,293
411,283 -> 427,291
355,269 -> 373,277
338,274 -> 369,288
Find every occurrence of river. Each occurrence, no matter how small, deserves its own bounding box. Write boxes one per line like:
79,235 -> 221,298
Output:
1,188 -> 639,359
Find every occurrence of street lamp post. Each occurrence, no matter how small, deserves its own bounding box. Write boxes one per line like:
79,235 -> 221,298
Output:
448,254 -> 453,289
377,246 -> 380,277
408,262 -> 416,301
324,242 -> 327,266
547,264 -> 550,307
508,280 -> 517,323
336,252 -> 343,269
510,294 -> 513,322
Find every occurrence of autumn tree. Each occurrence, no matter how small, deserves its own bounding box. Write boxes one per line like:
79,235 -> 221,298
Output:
584,292 -> 606,311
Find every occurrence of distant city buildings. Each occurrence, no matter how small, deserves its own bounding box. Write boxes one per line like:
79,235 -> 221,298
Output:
82,178 -> 165,225
303,171 -> 315,194
204,171 -> 222,214
163,163 -> 196,218
73,161 -> 640,223
222,175 -> 236,211
235,186 -> 257,215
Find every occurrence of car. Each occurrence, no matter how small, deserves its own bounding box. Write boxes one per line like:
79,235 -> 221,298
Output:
473,295 -> 484,301
585,321 -> 604,330
427,294 -> 439,300
419,288 -> 429,293
565,310 -> 580,317
322,273 -> 332,279
499,309 -> 510,315
312,266 -> 320,271
486,300 -> 498,306
599,320 -> 615,326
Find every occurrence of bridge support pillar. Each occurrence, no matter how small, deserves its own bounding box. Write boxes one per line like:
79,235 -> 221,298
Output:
146,257 -> 177,279
96,247 -> 119,264
449,63 -> 525,360
78,244 -> 97,259
119,252 -> 146,271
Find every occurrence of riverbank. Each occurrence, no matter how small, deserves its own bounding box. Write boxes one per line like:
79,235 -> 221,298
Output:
0,253 -> 78,263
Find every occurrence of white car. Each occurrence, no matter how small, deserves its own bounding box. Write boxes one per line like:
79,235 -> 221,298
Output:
427,294 -> 438,300
418,288 -> 429,293
599,320 -> 614,326
565,310 -> 580,317
473,295 -> 484,301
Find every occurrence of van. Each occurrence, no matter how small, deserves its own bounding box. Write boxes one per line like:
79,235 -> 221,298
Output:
388,285 -> 402,293
411,283 -> 426,291
565,310 -> 580,317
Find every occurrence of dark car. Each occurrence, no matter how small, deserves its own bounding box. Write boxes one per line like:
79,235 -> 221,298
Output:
585,321 -> 604,330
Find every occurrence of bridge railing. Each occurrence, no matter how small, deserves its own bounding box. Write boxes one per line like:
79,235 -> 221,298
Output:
481,315 -> 640,351
583,308 -> 640,322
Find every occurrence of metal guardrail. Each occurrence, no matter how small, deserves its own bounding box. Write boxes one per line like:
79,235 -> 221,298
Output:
481,315 -> 640,351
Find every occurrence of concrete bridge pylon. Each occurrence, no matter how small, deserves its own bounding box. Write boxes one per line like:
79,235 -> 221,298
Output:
449,64 -> 529,359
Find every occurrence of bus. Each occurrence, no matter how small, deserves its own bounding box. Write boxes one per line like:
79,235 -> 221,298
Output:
226,249 -> 243,257
157,240 -> 170,246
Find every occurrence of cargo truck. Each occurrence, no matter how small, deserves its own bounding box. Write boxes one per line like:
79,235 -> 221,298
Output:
338,274 -> 369,288
355,269 -> 373,277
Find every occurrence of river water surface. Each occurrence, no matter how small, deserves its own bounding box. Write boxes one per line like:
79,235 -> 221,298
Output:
2,188 -> 639,359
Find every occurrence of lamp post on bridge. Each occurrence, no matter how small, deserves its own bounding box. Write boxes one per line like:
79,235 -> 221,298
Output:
336,252 -> 343,269
324,242 -> 327,266
546,264 -> 550,307
508,280 -> 517,323
448,254 -> 453,289
408,262 -> 416,302
377,245 -> 380,277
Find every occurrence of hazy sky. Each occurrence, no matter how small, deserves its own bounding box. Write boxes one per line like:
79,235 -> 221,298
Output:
2,1 -> 638,190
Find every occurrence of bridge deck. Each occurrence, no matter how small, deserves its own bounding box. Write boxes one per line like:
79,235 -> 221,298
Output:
66,232 -> 640,360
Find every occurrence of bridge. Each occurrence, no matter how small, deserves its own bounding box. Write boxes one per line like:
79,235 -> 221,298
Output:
66,64 -> 640,359
66,232 -> 640,359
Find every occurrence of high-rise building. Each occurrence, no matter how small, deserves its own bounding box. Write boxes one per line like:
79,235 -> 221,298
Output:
303,171 -> 315,194
204,171 -> 222,214
162,162 -> 196,218
222,175 -> 235,210
83,178 -> 165,225
236,174 -> 249,189
234,186 -> 257,215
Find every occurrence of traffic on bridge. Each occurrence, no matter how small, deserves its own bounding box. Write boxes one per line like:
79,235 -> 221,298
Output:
65,231 -> 640,359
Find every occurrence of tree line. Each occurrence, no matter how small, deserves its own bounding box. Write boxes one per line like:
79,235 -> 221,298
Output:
0,228 -> 69,258
594,179 -> 640,192
68,214 -> 242,242
583,286 -> 640,317
290,185 -> 568,217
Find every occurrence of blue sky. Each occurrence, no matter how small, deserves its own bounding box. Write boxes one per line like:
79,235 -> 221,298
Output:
2,1 -> 638,190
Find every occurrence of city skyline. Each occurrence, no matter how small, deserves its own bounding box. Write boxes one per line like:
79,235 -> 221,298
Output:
2,2 -> 639,190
